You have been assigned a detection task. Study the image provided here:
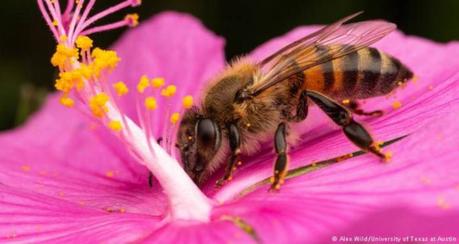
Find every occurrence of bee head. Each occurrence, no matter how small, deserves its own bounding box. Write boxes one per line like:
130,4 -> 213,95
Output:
177,107 -> 222,185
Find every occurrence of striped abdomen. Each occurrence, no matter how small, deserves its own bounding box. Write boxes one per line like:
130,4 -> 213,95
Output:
303,45 -> 413,99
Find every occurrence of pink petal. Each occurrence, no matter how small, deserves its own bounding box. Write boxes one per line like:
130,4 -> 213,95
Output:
0,12 -> 226,242
208,27 -> 459,242
107,11 -> 225,137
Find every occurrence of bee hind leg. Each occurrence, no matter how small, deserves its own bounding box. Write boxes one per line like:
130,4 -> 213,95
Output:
270,122 -> 289,191
342,99 -> 383,117
216,124 -> 241,187
308,91 -> 390,161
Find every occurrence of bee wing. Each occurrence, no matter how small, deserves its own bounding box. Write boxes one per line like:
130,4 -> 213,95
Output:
250,12 -> 396,95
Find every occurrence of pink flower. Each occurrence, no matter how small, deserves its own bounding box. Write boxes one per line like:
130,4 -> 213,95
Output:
1,1 -> 458,242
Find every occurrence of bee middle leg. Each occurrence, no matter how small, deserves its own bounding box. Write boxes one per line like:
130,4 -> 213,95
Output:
216,123 -> 241,187
308,91 -> 389,160
270,122 -> 289,191
342,99 -> 383,117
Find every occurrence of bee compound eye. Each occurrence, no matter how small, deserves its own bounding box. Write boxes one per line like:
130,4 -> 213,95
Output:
195,119 -> 219,148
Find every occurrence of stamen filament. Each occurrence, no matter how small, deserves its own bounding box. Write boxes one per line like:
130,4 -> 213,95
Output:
78,0 -> 132,32
62,0 -> 74,21
70,0 -> 95,42
106,103 -> 212,220
39,0 -> 212,222
43,0 -> 66,35
37,0 -> 59,39
81,19 -> 132,36
67,0 -> 86,42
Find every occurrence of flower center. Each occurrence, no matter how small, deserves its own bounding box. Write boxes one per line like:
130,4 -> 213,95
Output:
38,0 -> 212,221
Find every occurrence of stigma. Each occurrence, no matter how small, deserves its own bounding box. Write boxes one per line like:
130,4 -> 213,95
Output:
38,0 -> 210,221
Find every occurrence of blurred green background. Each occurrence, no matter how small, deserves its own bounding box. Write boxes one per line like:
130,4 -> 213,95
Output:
0,0 -> 458,131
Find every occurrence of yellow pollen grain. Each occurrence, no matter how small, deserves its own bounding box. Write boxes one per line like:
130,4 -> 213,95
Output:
113,81 -> 129,96
161,85 -> 177,97
59,34 -> 68,42
137,75 -> 150,93
20,165 -> 31,172
170,112 -> 180,124
108,120 -> 123,132
91,48 -> 121,76
60,96 -> 75,108
125,13 -> 139,27
182,95 -> 193,109
145,97 -> 157,110
151,77 -> 165,88
106,171 -> 114,178
420,176 -> 432,185
436,196 -> 450,210
52,19 -> 58,26
342,99 -> 350,105
76,35 -> 93,50
383,151 -> 393,163
392,101 -> 402,110
89,93 -> 110,118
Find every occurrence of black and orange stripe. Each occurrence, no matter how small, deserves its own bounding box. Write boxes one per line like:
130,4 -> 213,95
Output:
301,45 -> 413,100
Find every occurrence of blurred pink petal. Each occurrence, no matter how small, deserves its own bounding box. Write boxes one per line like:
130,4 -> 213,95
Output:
107,11 -> 225,137
1,10 -> 459,243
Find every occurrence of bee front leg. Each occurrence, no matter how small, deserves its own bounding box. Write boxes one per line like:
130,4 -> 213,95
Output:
307,91 -> 390,160
216,124 -> 241,187
270,122 -> 289,191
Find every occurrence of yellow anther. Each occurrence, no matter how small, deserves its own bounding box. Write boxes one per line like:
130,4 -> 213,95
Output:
91,48 -> 121,76
342,99 -> 350,105
76,35 -> 93,50
77,64 -> 93,79
170,112 -> 180,124
392,101 -> 402,109
151,77 -> 165,88
59,35 -> 68,42
60,95 -> 75,108
51,52 -> 67,67
89,93 -> 110,118
52,19 -> 59,26
125,13 -> 139,27
55,70 -> 85,92
108,120 -> 122,132
113,81 -> 129,96
161,85 -> 177,97
145,97 -> 157,110
56,44 -> 78,58
137,75 -> 150,93
182,95 -> 193,109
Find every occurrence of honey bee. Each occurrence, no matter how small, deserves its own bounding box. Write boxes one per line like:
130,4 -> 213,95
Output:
176,12 -> 413,190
